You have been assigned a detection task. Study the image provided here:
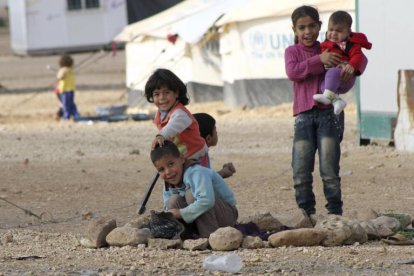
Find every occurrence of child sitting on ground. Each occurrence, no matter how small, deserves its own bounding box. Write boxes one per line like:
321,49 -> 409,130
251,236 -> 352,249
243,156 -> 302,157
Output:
313,10 -> 372,115
193,112 -> 236,178
151,140 -> 238,238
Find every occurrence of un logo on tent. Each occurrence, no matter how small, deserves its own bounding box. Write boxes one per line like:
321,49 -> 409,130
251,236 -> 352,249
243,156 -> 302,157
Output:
249,31 -> 266,51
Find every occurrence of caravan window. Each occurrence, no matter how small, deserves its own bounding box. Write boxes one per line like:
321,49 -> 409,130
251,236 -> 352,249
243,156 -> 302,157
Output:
67,0 -> 100,11
85,0 -> 100,9
67,0 -> 82,10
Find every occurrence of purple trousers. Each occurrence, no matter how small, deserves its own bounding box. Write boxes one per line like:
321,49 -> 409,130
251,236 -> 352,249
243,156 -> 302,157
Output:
321,67 -> 356,94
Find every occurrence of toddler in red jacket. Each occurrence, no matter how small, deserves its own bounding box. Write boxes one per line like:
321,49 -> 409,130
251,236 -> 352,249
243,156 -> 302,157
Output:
313,10 -> 372,114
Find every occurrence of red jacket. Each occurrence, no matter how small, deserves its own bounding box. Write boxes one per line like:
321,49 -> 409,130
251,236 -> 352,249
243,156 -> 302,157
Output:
321,32 -> 372,75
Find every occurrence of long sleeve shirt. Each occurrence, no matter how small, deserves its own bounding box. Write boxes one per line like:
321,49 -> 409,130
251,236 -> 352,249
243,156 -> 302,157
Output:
285,42 -> 326,116
153,102 -> 208,160
163,164 -> 237,224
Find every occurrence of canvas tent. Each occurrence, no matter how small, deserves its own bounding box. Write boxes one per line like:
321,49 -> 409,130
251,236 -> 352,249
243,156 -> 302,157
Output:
114,0 -> 246,109
115,0 -> 354,109
215,0 -> 354,107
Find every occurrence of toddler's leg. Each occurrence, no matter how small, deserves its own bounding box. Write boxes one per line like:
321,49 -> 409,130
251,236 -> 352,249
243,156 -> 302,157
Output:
314,68 -> 342,104
332,98 -> 347,115
61,92 -> 70,120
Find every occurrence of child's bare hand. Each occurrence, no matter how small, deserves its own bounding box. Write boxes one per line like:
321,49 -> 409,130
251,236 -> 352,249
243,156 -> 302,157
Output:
218,163 -> 236,178
340,64 -> 355,82
168,208 -> 181,219
320,49 -> 341,67
152,135 -> 165,149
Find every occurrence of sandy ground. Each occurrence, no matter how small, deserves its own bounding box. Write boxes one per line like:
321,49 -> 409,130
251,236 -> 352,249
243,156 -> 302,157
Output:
1,25 -> 414,275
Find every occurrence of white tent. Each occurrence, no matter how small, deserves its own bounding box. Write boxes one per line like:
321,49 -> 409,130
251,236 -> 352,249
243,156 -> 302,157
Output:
215,0 -> 354,107
114,0 -> 246,109
114,0 -> 354,109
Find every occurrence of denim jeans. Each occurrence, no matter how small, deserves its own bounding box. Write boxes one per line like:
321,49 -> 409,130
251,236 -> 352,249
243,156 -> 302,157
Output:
61,91 -> 79,120
292,107 -> 344,215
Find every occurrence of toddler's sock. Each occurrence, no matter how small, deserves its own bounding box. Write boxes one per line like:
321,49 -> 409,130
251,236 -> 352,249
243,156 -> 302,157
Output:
332,97 -> 347,115
313,89 -> 336,105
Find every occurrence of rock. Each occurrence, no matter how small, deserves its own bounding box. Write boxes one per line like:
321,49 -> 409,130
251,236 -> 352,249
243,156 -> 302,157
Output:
269,228 -> 327,247
209,227 -> 243,251
147,238 -> 182,249
124,213 -> 151,229
183,238 -> 209,251
106,226 -> 151,247
343,221 -> 368,245
1,232 -> 13,244
380,213 -> 412,229
242,236 -> 265,249
240,212 -> 285,232
315,215 -> 353,247
371,216 -> 401,236
80,216 -> 116,248
359,221 -> 381,240
275,208 -> 313,229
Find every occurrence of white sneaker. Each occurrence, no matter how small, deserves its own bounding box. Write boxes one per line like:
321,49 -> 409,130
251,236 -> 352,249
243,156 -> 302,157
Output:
313,93 -> 332,105
333,98 -> 347,115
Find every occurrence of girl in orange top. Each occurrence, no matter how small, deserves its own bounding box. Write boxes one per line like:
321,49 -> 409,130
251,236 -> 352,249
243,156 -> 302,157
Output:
144,68 -> 208,166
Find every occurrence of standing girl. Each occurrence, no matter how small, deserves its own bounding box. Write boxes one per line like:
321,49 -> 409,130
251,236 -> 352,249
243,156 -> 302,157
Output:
144,68 -> 208,166
57,54 -> 79,120
285,5 -> 357,217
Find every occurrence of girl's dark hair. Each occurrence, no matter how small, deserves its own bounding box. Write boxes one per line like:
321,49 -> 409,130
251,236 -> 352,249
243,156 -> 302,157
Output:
144,68 -> 189,105
329,10 -> 353,28
291,5 -> 321,44
150,140 -> 180,163
193,113 -> 216,139
59,54 -> 74,67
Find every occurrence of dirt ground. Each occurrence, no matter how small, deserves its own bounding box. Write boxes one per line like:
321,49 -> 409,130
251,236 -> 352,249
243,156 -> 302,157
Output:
1,26 -> 414,275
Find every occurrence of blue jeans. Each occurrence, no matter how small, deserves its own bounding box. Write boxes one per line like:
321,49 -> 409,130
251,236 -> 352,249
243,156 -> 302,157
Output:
292,107 -> 344,215
61,91 -> 79,120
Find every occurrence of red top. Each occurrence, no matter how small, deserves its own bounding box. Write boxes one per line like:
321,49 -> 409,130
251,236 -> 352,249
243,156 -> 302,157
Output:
153,102 -> 207,160
321,32 -> 372,75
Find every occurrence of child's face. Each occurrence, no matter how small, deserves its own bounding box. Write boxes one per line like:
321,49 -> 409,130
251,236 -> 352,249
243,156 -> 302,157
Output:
326,22 -> 351,43
293,16 -> 321,47
153,86 -> 179,111
153,154 -> 184,186
206,126 -> 218,147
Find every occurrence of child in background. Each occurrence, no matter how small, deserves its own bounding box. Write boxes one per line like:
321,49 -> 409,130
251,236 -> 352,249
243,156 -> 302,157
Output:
53,81 -> 63,120
284,5 -> 366,217
313,10 -> 372,114
145,68 -> 208,165
151,140 -> 238,238
193,112 -> 236,178
57,54 -> 79,120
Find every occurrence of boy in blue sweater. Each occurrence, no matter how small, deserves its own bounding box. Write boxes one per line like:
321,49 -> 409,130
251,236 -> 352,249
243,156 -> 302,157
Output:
151,140 -> 238,238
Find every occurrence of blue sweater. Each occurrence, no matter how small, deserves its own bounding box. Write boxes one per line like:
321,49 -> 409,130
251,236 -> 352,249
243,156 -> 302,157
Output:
163,164 -> 237,223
